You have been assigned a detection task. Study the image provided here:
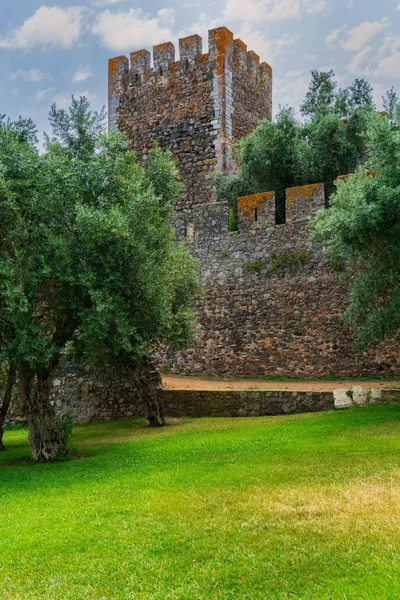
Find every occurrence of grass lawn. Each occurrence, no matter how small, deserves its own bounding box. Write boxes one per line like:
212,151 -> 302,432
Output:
1,406 -> 400,599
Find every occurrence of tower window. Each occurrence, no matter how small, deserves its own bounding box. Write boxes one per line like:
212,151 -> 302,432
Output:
254,208 -> 258,222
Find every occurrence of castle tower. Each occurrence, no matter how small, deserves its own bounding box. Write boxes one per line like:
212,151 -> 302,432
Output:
108,27 -> 272,211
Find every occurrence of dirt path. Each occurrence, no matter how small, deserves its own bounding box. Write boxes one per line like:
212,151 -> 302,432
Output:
163,374 -> 400,392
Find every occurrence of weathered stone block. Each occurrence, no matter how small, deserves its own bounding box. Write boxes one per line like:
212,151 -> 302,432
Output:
334,389 -> 354,410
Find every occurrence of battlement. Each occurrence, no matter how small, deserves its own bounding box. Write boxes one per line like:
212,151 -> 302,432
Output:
238,183 -> 325,229
108,26 -> 273,211
108,28 -> 272,87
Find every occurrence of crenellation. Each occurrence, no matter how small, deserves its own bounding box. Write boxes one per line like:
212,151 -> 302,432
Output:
247,50 -> 260,79
233,39 -> 248,69
153,42 -> 175,73
238,192 -> 276,229
208,26 -> 234,67
179,35 -> 203,65
286,183 -> 325,225
130,49 -> 151,80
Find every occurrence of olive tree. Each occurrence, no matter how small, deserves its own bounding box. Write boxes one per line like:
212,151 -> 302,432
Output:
0,98 -> 199,462
311,112 -> 400,345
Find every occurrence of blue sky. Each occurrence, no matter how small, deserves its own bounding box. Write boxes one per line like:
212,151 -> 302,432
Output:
1,0 -> 399,138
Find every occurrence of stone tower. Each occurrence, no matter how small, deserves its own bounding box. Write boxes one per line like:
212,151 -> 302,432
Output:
108,26 -> 272,211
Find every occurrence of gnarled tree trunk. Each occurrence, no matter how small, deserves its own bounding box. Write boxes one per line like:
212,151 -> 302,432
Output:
130,359 -> 164,427
18,363 -> 68,462
0,364 -> 17,451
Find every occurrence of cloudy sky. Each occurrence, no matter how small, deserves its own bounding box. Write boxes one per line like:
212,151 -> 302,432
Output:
1,0 -> 399,138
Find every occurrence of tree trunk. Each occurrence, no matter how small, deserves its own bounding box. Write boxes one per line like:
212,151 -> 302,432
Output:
0,365 -> 17,451
130,359 -> 165,427
17,364 -> 68,463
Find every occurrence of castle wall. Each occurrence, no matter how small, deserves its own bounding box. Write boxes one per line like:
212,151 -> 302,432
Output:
108,27 -> 272,210
108,27 -> 398,381
159,185 -> 400,378
232,42 -> 272,141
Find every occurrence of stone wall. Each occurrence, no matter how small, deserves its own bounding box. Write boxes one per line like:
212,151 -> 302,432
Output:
158,184 -> 400,378
5,364 -> 146,427
5,382 -> 334,425
163,389 -> 334,417
108,27 -> 272,210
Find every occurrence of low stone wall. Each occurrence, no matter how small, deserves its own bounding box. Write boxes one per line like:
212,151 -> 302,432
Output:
163,389 -> 334,417
5,376 -> 396,428
5,364 -> 146,427
5,381 -> 334,426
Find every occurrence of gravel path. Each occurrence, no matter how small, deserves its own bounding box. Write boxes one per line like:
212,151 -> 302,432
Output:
163,374 -> 399,391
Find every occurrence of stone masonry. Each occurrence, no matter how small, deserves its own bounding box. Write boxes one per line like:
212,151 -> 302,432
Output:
108,26 -> 399,380
159,185 -> 400,378
109,27 -> 272,211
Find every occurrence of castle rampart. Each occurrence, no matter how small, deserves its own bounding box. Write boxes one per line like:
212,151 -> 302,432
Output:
158,183 -> 400,378
108,29 -> 399,380
108,27 -> 272,210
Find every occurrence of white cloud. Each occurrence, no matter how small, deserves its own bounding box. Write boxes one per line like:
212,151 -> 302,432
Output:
223,0 -> 267,23
325,26 -> 346,47
376,52 -> 400,77
345,45 -> 372,74
236,24 -> 272,59
379,33 -> 400,56
93,8 -> 175,52
267,0 -> 300,21
302,0 -> 328,14
325,19 -> 388,54
0,6 -> 85,50
73,66 -> 93,82
276,71 -> 310,112
32,87 -> 56,102
275,33 -> 302,52
342,19 -> 388,52
224,0 -> 301,22
8,68 -> 50,82
93,0 -> 124,5
224,0 -> 328,22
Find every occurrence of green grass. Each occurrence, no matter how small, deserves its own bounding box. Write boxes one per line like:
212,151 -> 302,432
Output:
1,406 -> 400,599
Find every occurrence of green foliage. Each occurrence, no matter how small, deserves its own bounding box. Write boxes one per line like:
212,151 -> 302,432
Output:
311,112 -> 400,345
59,411 -> 74,447
0,95 -> 200,387
215,71 -> 375,221
382,87 -> 400,127
300,69 -> 337,118
0,364 -> 8,388
244,259 -> 265,274
215,107 -> 305,222
228,209 -> 238,232
301,70 -> 374,119
269,246 -> 313,275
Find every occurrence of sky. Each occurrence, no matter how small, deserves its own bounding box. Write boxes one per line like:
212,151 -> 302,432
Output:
1,0 -> 400,140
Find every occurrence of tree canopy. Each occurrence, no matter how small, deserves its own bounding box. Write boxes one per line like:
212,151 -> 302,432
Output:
0,97 -> 199,461
311,111 -> 400,345
215,70 -> 377,228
